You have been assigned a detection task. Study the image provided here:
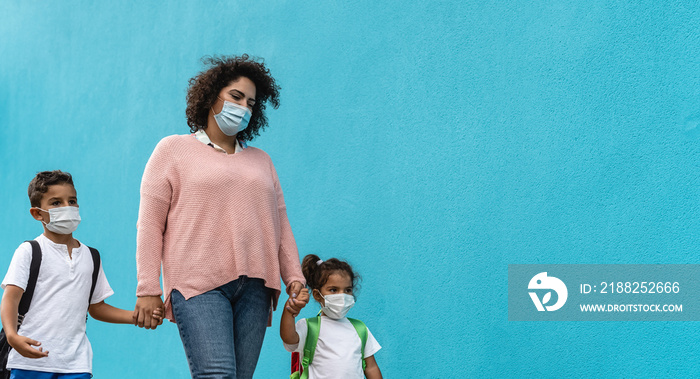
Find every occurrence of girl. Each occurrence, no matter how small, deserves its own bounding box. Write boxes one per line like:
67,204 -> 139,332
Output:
281,254 -> 383,379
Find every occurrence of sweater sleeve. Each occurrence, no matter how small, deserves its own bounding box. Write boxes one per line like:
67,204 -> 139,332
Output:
271,161 -> 306,290
135,137 -> 174,296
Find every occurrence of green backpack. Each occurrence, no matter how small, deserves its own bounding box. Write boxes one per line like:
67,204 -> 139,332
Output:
290,316 -> 368,379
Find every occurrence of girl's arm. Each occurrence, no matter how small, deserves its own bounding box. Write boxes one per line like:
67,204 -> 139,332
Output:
280,306 -> 299,344
280,289 -> 309,344
364,355 -> 383,379
1,285 -> 49,358
89,301 -> 163,325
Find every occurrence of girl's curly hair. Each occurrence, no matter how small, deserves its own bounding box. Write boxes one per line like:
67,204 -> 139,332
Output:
185,54 -> 280,141
301,254 -> 361,298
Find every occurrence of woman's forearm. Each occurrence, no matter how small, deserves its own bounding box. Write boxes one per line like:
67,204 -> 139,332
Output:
135,194 -> 169,296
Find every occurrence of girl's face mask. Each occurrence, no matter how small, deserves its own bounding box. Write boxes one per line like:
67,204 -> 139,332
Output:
36,206 -> 81,234
318,292 -> 355,319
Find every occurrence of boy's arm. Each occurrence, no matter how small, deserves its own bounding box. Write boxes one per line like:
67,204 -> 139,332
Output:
89,301 -> 163,325
364,355 -> 383,379
0,285 -> 49,358
280,289 -> 309,345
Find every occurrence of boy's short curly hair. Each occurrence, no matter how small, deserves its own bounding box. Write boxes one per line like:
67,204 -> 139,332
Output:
28,170 -> 74,208
185,54 -> 281,141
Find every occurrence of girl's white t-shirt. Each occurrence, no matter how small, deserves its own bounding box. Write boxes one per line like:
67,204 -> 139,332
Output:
284,315 -> 381,379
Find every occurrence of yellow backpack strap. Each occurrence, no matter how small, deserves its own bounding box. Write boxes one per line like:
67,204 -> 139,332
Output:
300,316 -> 321,379
348,318 -> 369,370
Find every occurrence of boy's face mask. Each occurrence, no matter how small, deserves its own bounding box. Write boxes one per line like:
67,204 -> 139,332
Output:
318,292 -> 355,319
36,206 -> 81,234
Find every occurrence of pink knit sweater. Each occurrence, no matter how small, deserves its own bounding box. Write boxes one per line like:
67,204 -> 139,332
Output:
136,135 -> 305,320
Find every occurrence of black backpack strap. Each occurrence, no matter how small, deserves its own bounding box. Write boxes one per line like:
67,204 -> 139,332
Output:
17,241 -> 42,316
88,246 -> 101,304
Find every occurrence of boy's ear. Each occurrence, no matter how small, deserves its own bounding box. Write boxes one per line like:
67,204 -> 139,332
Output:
29,208 -> 45,222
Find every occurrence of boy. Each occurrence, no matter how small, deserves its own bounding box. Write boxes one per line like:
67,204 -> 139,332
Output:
0,170 -> 162,378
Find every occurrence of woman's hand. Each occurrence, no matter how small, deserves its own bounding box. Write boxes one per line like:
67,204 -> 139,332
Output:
133,295 -> 164,329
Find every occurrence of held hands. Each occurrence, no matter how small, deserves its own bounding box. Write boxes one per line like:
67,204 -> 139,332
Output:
133,295 -> 164,329
152,307 -> 164,324
7,334 -> 49,359
285,287 -> 309,317
287,281 -> 305,299
280,283 -> 309,345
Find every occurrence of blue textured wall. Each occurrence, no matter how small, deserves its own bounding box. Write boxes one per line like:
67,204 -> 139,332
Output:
2,1 -> 699,378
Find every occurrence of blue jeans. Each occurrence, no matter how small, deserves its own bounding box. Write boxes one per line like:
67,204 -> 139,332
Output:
171,276 -> 272,379
10,370 -> 90,379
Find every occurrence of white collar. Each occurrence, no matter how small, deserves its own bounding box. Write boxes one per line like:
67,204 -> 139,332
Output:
193,130 -> 243,154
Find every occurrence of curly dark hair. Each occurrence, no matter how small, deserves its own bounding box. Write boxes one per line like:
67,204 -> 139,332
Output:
185,54 -> 281,141
301,254 -> 361,298
28,170 -> 74,208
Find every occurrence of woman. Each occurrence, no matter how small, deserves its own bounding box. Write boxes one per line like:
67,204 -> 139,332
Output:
133,55 -> 306,379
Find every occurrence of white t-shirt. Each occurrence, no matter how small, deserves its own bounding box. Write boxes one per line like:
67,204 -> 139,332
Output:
1,234 -> 114,373
284,315 -> 381,379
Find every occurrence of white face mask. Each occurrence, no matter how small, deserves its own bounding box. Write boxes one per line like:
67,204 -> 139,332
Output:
213,99 -> 252,136
319,293 -> 355,319
36,206 -> 81,234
